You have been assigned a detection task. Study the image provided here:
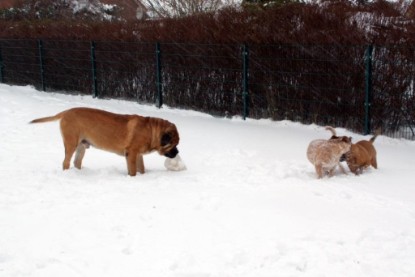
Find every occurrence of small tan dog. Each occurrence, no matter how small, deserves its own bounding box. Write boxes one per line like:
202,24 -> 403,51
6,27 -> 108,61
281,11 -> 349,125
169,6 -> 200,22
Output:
307,126 -> 352,179
30,107 -> 180,176
344,130 -> 380,175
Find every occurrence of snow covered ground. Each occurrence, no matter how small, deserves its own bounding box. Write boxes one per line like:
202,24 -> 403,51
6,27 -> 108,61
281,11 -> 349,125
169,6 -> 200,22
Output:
1,84 -> 415,277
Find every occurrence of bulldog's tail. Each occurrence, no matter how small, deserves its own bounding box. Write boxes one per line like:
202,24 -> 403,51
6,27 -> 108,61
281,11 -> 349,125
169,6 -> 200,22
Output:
30,112 -> 64,124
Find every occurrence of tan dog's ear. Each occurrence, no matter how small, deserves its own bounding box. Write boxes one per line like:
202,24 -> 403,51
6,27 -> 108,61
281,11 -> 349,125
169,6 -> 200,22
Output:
161,132 -> 172,147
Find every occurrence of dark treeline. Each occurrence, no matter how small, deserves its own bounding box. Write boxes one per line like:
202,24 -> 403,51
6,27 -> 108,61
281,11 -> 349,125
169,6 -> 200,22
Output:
1,0 -> 414,45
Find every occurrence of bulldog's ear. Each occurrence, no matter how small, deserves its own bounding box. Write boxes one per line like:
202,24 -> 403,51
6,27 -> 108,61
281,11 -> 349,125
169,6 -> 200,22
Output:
161,132 -> 172,147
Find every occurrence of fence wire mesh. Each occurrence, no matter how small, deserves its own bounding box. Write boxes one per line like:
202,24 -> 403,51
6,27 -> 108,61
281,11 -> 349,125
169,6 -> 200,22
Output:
0,39 -> 414,139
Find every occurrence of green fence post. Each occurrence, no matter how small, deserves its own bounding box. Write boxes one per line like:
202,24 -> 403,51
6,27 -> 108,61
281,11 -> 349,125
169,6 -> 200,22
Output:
38,39 -> 45,91
90,41 -> 98,98
0,45 -> 3,83
156,42 -> 163,108
242,44 -> 249,120
364,45 -> 373,135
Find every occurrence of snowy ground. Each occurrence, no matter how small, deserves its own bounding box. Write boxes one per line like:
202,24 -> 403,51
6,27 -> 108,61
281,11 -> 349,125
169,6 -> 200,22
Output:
1,84 -> 415,277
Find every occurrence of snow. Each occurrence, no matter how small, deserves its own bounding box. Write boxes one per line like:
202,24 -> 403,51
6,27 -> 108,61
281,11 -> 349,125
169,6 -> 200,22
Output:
1,83 -> 415,277
69,0 -> 117,20
164,155 -> 187,171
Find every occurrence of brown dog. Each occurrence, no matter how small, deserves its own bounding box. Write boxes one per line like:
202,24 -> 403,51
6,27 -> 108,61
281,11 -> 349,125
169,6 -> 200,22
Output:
30,107 -> 180,176
307,126 -> 352,179
345,131 -> 379,175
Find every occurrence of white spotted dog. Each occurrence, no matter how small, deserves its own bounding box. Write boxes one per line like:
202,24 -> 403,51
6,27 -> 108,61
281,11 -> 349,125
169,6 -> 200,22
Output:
307,126 -> 352,179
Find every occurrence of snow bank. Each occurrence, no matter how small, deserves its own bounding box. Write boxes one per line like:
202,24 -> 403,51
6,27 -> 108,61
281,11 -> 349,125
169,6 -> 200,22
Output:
1,84 -> 415,277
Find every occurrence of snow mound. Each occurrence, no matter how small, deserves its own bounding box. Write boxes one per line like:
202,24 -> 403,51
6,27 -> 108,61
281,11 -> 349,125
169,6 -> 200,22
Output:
164,154 -> 187,171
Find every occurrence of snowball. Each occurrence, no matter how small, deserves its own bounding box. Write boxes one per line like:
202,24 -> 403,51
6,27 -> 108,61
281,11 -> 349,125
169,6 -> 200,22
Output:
164,154 -> 187,171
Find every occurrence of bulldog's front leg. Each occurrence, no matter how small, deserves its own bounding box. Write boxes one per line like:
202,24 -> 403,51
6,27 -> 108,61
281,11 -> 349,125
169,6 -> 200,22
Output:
136,154 -> 145,174
125,150 -> 138,176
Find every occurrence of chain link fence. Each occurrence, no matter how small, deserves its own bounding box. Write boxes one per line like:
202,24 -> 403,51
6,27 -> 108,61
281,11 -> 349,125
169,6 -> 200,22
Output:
1,39 -> 414,139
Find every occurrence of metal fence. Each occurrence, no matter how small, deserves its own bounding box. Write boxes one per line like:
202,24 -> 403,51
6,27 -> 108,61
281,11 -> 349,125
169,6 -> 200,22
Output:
0,39 -> 414,139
